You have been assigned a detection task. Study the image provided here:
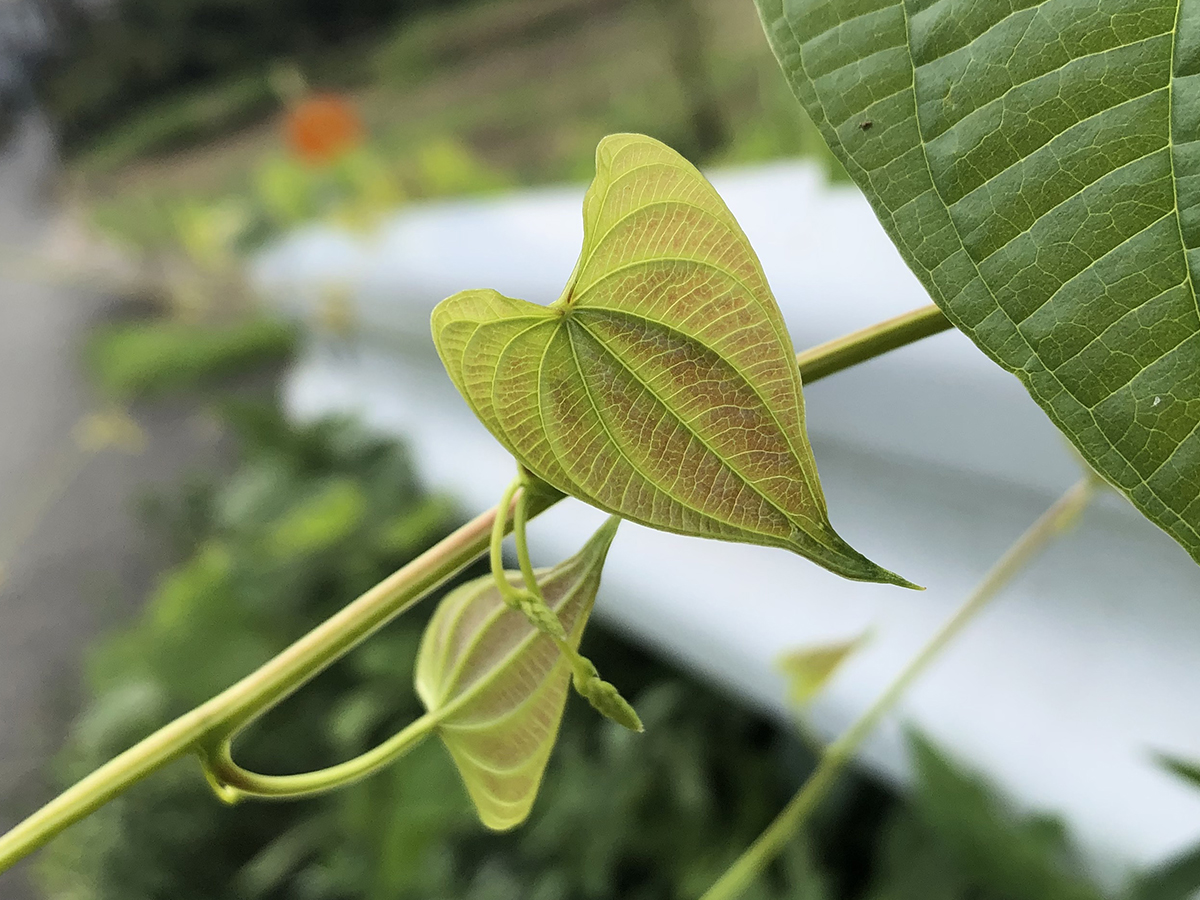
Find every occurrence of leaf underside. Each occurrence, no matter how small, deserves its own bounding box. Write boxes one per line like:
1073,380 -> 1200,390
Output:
757,0 -> 1200,565
414,518 -> 617,831
432,133 -> 907,586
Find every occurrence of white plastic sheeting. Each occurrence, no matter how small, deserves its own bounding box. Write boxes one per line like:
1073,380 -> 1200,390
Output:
254,160 -> 1200,882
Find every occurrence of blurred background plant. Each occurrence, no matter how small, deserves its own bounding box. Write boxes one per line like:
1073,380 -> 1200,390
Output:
42,0 -> 841,266
27,0 -> 845,404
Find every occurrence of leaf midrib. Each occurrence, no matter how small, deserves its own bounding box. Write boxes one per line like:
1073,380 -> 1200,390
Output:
431,572 -> 581,719
573,305 -> 822,507
567,317 -> 830,545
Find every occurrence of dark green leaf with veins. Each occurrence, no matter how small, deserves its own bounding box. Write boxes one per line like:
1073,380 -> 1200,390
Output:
756,0 -> 1200,564
432,133 -> 907,586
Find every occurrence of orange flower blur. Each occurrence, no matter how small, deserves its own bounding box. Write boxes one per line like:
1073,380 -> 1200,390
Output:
284,94 -> 364,165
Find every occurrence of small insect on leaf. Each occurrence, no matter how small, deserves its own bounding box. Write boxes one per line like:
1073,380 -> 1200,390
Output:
777,632 -> 868,708
414,517 -> 619,830
859,120 -> 873,131
432,133 -> 910,587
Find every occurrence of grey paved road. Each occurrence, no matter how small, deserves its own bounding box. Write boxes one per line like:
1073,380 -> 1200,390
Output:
0,115 -> 230,898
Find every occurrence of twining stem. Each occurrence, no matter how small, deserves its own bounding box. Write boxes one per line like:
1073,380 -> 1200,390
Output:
512,470 -> 543,598
0,302 -> 943,874
699,473 -> 1101,900
489,477 -> 529,606
491,473 -> 641,730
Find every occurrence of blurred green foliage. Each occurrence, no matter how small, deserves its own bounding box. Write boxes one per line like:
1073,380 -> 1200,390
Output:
70,73 -> 278,174
60,0 -> 841,187
89,138 -> 509,261
39,0 -> 468,153
34,405 -> 1200,900
86,319 -> 297,399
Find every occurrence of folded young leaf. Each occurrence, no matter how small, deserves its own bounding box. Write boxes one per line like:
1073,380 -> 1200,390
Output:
432,133 -> 907,586
414,517 -> 618,831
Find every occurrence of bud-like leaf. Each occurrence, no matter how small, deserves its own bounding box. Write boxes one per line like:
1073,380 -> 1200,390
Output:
777,633 -> 868,708
432,133 -> 907,586
414,517 -> 619,830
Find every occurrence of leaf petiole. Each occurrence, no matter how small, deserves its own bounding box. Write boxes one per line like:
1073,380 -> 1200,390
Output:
198,713 -> 442,802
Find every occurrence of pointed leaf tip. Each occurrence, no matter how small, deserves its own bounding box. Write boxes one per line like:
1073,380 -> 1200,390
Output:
432,133 -> 907,586
414,518 -> 619,830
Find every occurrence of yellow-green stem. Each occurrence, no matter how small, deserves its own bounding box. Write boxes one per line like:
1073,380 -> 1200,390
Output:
204,712 -> 441,801
699,473 -> 1101,900
0,302 -> 944,873
795,304 -> 950,383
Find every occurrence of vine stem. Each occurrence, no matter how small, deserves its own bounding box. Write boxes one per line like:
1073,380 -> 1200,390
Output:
0,302 -> 943,874
699,472 -> 1101,900
795,303 -> 950,383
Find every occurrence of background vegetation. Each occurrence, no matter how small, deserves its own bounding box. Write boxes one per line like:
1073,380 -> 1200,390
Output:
15,0 -> 1200,896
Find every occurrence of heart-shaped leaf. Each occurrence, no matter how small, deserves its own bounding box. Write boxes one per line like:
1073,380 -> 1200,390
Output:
414,517 -> 618,830
432,133 -> 907,586
756,0 -> 1200,565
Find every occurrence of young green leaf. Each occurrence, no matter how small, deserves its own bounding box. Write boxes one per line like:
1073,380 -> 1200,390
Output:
756,0 -> 1200,566
776,632 -> 868,708
414,517 -> 619,831
432,134 -> 908,586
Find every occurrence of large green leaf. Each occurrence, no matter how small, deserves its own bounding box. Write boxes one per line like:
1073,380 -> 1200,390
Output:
413,518 -> 618,831
756,0 -> 1200,564
432,133 -> 908,586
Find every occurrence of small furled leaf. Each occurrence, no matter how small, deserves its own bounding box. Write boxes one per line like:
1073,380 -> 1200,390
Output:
777,632 -> 867,708
755,0 -> 1200,565
414,518 -> 618,830
432,133 -> 907,586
